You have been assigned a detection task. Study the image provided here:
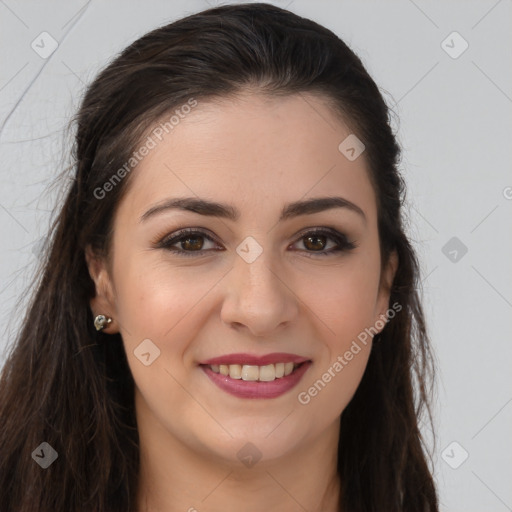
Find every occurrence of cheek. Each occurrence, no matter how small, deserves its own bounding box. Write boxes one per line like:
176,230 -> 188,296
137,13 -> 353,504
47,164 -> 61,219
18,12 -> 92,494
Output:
112,259 -> 218,423
292,253 -> 379,411
296,254 -> 381,342
298,344 -> 371,420
294,271 -> 374,424
112,255 -> 224,359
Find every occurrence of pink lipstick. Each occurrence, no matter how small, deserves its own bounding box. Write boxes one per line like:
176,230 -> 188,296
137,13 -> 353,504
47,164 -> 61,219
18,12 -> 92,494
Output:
199,353 -> 312,399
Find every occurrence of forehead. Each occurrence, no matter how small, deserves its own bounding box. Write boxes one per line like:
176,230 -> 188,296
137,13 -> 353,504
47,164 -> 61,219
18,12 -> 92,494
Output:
116,91 -> 377,225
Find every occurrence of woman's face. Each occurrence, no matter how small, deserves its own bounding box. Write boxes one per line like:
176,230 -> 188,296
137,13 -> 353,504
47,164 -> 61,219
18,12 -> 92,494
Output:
87,91 -> 397,465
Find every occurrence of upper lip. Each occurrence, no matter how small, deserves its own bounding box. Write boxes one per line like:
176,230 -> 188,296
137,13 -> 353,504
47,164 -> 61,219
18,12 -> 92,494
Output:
200,353 -> 311,366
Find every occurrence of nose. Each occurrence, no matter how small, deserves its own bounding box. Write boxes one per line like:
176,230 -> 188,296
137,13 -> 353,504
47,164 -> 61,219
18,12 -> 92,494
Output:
220,249 -> 299,337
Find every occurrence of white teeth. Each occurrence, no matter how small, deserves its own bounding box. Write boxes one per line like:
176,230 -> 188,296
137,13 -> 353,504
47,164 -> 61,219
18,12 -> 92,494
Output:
228,364 -> 242,379
241,365 -> 259,381
208,362 -> 301,381
258,364 -> 275,381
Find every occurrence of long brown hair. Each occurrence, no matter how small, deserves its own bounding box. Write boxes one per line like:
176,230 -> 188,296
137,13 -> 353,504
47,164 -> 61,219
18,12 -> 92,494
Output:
0,3 -> 438,510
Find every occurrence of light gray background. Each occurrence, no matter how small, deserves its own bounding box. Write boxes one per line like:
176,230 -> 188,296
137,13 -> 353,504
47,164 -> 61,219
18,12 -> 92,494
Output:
1,1 -> 511,510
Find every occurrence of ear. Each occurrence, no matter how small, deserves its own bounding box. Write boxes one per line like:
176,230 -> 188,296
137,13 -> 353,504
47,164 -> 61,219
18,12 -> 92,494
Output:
85,244 -> 119,334
373,249 -> 399,331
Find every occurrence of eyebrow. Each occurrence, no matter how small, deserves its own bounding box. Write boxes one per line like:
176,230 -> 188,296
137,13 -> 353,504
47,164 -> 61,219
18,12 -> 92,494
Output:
139,196 -> 367,225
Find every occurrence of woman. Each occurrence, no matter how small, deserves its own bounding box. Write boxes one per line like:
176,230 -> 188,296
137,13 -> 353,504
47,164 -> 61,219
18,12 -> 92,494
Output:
0,3 -> 438,511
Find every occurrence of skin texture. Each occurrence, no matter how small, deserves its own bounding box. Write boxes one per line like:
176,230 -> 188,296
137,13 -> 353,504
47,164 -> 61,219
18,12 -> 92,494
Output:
86,91 -> 398,512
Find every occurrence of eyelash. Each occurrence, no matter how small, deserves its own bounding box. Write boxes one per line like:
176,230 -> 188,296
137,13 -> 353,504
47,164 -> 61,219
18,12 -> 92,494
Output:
155,227 -> 357,258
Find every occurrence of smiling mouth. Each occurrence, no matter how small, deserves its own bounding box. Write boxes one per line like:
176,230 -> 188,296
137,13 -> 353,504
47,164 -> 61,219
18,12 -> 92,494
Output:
200,361 -> 307,382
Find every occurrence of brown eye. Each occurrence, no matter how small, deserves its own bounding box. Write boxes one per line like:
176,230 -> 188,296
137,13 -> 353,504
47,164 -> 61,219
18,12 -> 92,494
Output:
303,234 -> 328,251
292,229 -> 357,257
180,235 -> 204,251
157,229 -> 220,257
157,227 -> 357,258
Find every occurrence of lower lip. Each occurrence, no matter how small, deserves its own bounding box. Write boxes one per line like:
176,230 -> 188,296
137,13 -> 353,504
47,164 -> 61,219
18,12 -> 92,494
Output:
200,362 -> 312,399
